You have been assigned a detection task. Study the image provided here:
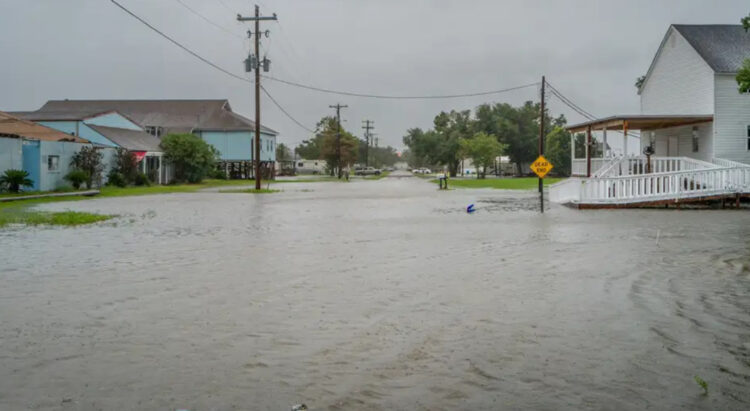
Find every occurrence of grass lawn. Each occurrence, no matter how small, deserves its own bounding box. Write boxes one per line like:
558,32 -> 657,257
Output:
218,188 -> 280,194
362,171 -> 391,180
431,177 -> 565,190
0,198 -> 114,228
272,177 -> 344,183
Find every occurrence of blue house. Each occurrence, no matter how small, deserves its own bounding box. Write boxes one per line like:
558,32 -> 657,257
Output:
11,108 -> 169,184
0,111 -> 117,192
18,99 -> 279,179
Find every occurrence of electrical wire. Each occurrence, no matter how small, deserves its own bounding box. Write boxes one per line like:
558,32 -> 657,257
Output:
260,85 -> 316,133
261,75 -> 541,100
173,0 -> 244,40
110,0 -> 251,84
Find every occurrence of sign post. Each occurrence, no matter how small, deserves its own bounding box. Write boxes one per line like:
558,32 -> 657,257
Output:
530,155 -> 553,213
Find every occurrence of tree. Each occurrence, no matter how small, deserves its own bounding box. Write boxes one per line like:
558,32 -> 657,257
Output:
295,137 -> 322,160
459,132 -> 506,178
432,110 -> 473,176
276,143 -> 292,162
314,116 -> 358,176
160,133 -> 218,183
738,14 -> 750,93
0,169 -> 33,193
402,128 -> 437,168
474,102 -> 544,175
545,126 -> 572,176
112,147 -> 138,184
70,146 -> 104,189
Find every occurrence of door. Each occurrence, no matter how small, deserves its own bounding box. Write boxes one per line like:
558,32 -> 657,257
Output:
21,140 -> 40,191
668,137 -> 679,157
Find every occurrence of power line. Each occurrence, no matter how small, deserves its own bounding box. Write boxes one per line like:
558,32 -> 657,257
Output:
260,85 -> 315,133
173,0 -> 244,40
110,0 -> 250,83
262,75 -> 540,100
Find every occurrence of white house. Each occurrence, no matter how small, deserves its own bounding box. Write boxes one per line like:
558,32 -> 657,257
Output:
551,24 -> 750,207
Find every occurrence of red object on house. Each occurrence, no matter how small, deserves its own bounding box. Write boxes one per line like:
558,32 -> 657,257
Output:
133,151 -> 147,162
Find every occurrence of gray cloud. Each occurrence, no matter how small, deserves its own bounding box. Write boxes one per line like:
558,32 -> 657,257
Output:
0,0 -> 745,150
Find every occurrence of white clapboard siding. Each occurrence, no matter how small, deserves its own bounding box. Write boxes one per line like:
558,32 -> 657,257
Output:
713,74 -> 750,163
640,28 -> 714,115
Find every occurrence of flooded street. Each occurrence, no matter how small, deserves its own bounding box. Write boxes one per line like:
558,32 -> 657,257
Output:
1,172 -> 750,410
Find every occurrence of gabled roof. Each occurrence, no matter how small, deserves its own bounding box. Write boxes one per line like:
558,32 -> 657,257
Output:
0,111 -> 89,143
673,25 -> 750,73
87,125 -> 162,152
29,99 -> 278,135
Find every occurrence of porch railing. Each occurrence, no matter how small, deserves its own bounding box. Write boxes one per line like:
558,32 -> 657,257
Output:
579,166 -> 750,204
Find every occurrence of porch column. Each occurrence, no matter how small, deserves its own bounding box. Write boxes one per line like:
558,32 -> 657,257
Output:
603,126 -> 608,158
623,120 -> 629,157
157,155 -> 162,184
570,131 -> 575,174
586,125 -> 592,177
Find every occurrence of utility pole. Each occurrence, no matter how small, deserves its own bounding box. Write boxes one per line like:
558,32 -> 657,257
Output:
329,104 -> 347,178
238,5 -> 277,190
538,76 -> 546,213
362,120 -> 374,167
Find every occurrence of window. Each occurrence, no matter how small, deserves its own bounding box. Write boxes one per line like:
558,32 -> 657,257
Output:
47,155 -> 59,171
145,126 -> 162,138
692,126 -> 699,153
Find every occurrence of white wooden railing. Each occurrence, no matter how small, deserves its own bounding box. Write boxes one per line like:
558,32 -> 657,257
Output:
572,158 -> 607,176
579,166 -> 750,204
551,157 -> 750,205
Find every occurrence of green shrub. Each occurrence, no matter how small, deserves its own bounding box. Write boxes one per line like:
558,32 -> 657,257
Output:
70,146 -> 104,188
0,169 -> 34,193
160,133 -> 218,183
211,168 -> 228,180
112,148 -> 138,184
106,170 -> 128,188
64,169 -> 90,189
134,172 -> 151,187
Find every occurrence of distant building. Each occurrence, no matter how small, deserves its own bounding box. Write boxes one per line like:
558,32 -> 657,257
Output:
295,159 -> 327,174
13,99 -> 279,179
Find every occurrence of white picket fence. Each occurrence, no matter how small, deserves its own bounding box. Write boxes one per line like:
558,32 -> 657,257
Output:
551,157 -> 750,205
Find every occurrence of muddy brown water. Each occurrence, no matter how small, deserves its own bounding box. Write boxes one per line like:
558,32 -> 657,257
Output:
1,172 -> 749,410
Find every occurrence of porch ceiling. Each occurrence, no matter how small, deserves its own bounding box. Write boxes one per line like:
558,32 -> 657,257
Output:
567,115 -> 713,133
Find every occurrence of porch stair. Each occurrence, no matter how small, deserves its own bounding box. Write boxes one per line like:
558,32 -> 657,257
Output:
550,157 -> 750,208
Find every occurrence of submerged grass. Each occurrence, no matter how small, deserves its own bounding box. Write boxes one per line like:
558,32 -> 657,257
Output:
430,177 -> 564,190
218,188 -> 280,194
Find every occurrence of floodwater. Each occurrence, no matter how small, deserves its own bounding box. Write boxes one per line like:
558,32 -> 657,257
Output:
1,171 -> 749,410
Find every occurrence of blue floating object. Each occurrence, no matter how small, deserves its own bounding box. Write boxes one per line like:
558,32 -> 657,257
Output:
466,204 -> 476,213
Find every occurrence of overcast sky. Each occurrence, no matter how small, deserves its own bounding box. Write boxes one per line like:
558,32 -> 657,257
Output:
0,0 -> 746,150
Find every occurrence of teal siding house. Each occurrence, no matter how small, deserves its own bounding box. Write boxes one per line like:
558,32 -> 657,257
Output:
16,99 -> 279,179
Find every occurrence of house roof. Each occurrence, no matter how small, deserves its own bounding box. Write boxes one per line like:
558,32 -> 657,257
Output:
673,24 -> 750,73
9,109 -> 120,122
87,124 -> 162,152
27,99 -> 278,135
0,111 -> 89,143
567,114 -> 713,133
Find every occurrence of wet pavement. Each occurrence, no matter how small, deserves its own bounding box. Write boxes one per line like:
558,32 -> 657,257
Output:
1,171 -> 750,410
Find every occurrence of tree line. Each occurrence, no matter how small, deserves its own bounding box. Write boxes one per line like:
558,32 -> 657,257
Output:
288,116 -> 401,175
402,102 -> 577,178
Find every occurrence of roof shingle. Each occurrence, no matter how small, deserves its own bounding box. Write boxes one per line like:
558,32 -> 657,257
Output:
673,24 -> 750,73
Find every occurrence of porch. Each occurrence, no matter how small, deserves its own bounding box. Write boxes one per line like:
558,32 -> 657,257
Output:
551,115 -> 750,207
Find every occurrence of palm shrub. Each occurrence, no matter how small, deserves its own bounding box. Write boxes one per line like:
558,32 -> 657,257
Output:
0,169 -> 34,193
64,169 -> 89,189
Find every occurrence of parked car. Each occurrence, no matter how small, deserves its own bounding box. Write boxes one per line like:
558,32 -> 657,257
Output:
355,167 -> 382,176
412,168 -> 432,174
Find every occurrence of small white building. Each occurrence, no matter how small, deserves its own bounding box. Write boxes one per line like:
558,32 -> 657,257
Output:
552,24 -> 750,207
295,159 -> 327,174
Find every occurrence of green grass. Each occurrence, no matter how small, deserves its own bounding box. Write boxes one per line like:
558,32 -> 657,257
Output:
0,198 -> 113,228
272,176 -> 344,183
218,188 -> 280,194
430,177 -> 565,190
0,187 -> 79,199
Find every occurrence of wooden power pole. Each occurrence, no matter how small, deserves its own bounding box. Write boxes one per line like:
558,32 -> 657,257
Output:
362,119 -> 374,167
330,104 -> 347,178
539,76 -> 545,213
238,5 -> 277,190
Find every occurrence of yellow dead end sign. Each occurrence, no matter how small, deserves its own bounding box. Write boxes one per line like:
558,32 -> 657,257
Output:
530,155 -> 553,178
